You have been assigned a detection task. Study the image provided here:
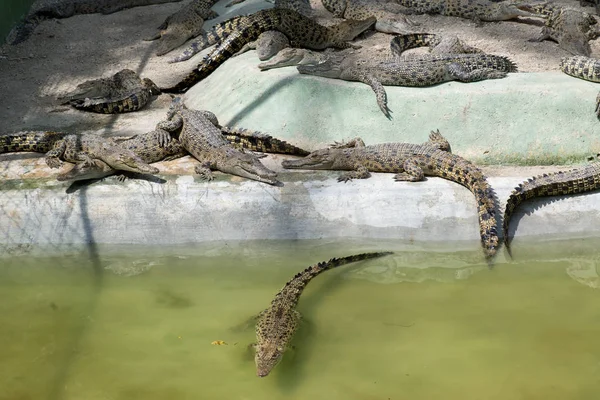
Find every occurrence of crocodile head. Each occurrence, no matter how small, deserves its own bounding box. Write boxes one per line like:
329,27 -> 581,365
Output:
219,150 -> 282,186
281,148 -> 337,170
296,55 -> 345,79
56,159 -> 114,182
330,16 -> 376,41
483,2 -> 540,21
254,340 -> 284,377
107,148 -> 160,174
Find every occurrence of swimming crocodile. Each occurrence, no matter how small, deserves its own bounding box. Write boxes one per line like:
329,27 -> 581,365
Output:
297,49 -> 517,118
59,69 -> 160,114
146,0 -> 219,56
0,131 -> 159,175
58,124 -> 310,181
281,130 -> 499,259
528,2 -> 600,56
161,8 -> 375,93
253,251 -> 392,377
392,0 -> 538,23
6,0 -> 183,45
156,98 -> 281,185
560,55 -> 600,119
503,163 -> 600,256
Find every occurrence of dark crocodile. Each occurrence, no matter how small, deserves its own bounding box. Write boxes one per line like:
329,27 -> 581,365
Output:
146,0 -> 219,56
161,8 -> 375,93
560,55 -> 600,119
281,130 -> 499,259
253,252 -> 392,377
297,48 -> 517,118
155,98 -> 281,185
392,0 -> 538,22
503,164 -> 600,256
0,131 -> 159,175
6,0 -> 183,45
59,69 -> 160,114
528,2 -> 600,56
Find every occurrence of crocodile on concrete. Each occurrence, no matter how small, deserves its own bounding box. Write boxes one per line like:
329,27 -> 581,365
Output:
560,55 -> 600,118
503,163 -> 600,256
281,130 -> 499,260
0,131 -> 160,175
391,0 -> 538,23
160,8 -> 375,92
58,124 -> 310,181
5,0 -> 183,45
253,251 -> 392,377
297,48 -> 517,118
146,0 -> 219,56
59,69 -> 161,114
155,98 -> 281,185
528,2 -> 600,56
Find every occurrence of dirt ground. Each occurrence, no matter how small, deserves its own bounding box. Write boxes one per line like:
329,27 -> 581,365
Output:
0,0 -> 597,137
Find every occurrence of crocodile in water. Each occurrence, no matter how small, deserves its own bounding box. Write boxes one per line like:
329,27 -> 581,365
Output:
0,131 -> 159,175
59,69 -> 160,114
560,55 -> 600,119
6,0 -> 183,45
160,8 -> 375,93
146,0 -> 219,56
281,130 -> 499,259
253,251 -> 392,377
155,98 -> 281,185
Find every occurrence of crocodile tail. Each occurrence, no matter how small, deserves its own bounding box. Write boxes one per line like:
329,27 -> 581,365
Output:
390,33 -> 438,57
503,164 -> 600,255
221,126 -> 310,156
560,56 -> 600,82
0,131 -> 65,154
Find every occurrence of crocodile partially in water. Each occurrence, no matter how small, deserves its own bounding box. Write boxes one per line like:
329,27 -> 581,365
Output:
253,251 -> 392,377
161,8 -> 375,93
281,130 -> 499,259
0,131 -> 159,175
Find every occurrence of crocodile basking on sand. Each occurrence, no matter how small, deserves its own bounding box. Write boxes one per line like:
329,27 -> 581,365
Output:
503,163 -> 600,256
59,69 -> 160,114
297,46 -> 517,118
161,8 -> 375,93
146,0 -> 219,56
281,130 -> 499,259
0,131 -> 159,175
253,251 -> 392,377
560,55 -> 600,119
155,98 -> 281,185
6,0 -> 183,45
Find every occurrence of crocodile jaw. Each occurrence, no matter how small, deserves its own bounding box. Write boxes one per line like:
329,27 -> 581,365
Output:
56,159 -> 114,182
297,58 -> 343,79
281,149 -> 335,170
220,157 -> 282,186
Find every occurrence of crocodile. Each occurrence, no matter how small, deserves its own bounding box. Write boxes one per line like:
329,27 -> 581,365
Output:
390,32 -> 484,56
6,0 -> 183,45
160,8 -> 376,93
391,0 -> 538,23
253,251 -> 392,377
0,131 -> 160,175
528,2 -> 600,56
281,130 -> 499,259
146,0 -> 219,56
560,55 -> 600,119
58,124 -> 310,181
156,98 -> 281,185
297,49 -> 517,118
59,69 -> 160,114
503,164 -> 600,256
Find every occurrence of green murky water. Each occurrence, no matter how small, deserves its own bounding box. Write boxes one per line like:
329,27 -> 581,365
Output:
0,0 -> 35,41
1,239 -> 599,400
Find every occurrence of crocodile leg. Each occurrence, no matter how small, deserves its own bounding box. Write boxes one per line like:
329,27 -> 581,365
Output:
331,137 -> 366,149
74,152 -> 96,167
157,114 -> 184,132
349,72 -> 391,119
194,162 -> 215,180
44,141 -> 67,168
425,129 -> 451,151
337,165 -> 371,182
393,156 -> 430,182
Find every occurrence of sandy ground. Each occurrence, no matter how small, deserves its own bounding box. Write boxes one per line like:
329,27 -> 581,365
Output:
0,0 -> 597,138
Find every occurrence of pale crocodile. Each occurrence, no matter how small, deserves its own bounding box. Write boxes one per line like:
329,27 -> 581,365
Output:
560,55 -> 600,118
253,252 -> 392,377
281,130 -> 499,260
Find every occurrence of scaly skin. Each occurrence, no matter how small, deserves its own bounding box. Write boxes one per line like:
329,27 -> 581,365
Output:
253,252 -> 392,377
390,33 -> 484,56
61,69 -> 160,114
161,8 -> 375,93
503,163 -> 600,256
528,3 -> 600,56
146,0 -> 219,56
392,0 -> 538,22
297,50 -> 517,118
6,0 -> 183,45
0,131 -> 159,174
156,99 -> 281,185
281,130 -> 499,260
560,55 -> 600,118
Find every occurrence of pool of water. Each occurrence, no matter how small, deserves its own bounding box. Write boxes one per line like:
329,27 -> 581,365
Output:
1,239 -> 599,399
0,0 -> 35,41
